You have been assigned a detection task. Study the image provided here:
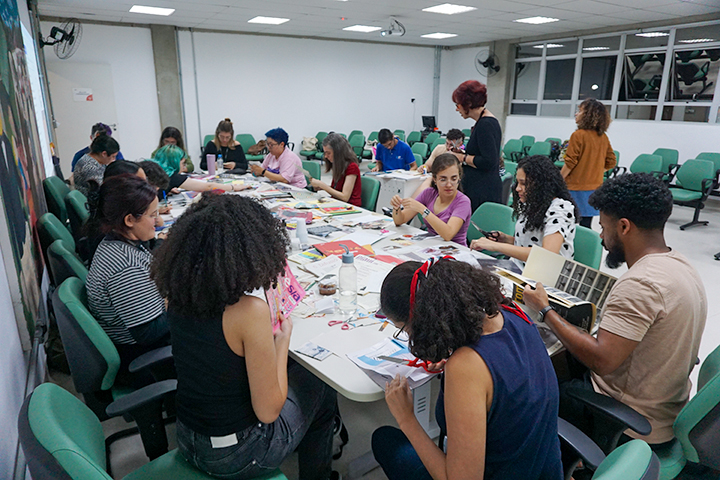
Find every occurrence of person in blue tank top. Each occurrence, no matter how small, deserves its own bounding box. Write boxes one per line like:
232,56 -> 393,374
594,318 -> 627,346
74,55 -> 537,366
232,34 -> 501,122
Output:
372,258 -> 562,480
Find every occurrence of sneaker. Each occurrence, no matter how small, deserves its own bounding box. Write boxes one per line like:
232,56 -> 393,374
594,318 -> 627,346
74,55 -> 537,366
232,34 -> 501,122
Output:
332,414 -> 349,460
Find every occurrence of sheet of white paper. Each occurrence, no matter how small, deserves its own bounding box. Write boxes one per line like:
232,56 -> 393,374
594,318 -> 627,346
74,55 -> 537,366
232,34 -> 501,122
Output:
314,297 -> 336,314
303,255 -> 342,277
335,230 -> 391,247
312,328 -> 391,358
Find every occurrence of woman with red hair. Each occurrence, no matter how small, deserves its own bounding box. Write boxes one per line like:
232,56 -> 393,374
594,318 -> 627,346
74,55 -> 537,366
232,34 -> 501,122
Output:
451,80 -> 503,212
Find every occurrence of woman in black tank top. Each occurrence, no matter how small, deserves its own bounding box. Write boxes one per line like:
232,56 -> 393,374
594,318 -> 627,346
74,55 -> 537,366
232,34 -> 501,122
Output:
151,194 -> 337,480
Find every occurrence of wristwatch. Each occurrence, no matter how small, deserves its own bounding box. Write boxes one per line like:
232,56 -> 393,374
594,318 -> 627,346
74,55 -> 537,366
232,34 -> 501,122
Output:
261,169 -> 267,177
421,208 -> 431,219
538,305 -> 554,322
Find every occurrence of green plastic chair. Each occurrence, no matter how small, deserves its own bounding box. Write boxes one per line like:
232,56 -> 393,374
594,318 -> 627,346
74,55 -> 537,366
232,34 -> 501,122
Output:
500,173 -> 514,206
504,160 -> 518,177
361,175 -> 380,212
669,158 -> 716,230
48,239 -> 88,285
630,154 -> 663,175
574,226 -> 602,269
203,134 -> 214,146
414,153 -> 423,168
348,130 -> 363,141
462,128 -> 471,138
411,142 -> 429,160
43,176 -> 71,227
503,139 -> 524,162
393,129 -> 405,136
520,135 -> 535,154
18,382 -> 289,480
38,213 -> 78,285
407,130 -> 422,146
302,160 -> 321,181
424,132 -> 440,147
466,202 -> 515,243
300,131 -> 326,160
652,148 -> 679,174
528,141 -> 552,157
394,132 -> 405,142
430,138 -> 445,155
695,152 -> 720,177
368,131 -> 378,143
65,190 -> 90,239
349,135 -> 366,161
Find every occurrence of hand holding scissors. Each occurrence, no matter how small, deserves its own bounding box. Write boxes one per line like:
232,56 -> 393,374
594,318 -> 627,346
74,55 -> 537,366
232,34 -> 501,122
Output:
377,355 -> 445,373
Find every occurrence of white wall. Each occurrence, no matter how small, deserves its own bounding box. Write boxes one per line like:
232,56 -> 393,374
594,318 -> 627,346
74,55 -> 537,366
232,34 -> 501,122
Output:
438,46 -> 488,133
505,115 -> 720,167
41,22 -> 161,168
178,31 -> 436,159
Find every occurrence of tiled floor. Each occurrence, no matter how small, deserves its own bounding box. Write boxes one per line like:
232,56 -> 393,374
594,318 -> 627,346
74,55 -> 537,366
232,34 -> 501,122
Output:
49,165 -> 720,479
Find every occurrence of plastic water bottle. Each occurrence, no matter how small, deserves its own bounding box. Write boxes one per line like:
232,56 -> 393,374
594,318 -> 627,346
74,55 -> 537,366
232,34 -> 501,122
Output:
217,154 -> 224,172
338,245 -> 357,315
207,154 -> 216,175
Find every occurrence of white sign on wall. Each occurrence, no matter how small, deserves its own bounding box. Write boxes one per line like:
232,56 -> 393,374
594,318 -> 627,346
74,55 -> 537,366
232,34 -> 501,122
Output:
72,87 -> 93,101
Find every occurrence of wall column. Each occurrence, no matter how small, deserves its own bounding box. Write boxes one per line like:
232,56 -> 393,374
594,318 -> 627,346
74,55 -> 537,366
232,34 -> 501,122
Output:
150,25 -> 184,130
486,40 -> 514,134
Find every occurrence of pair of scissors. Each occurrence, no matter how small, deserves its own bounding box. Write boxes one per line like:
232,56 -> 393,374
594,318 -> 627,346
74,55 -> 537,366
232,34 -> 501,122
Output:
377,355 -> 444,373
328,319 -> 383,330
470,221 -> 499,240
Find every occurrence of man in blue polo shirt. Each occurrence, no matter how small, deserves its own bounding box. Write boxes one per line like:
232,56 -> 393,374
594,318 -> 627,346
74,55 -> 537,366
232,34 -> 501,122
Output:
371,128 -> 417,172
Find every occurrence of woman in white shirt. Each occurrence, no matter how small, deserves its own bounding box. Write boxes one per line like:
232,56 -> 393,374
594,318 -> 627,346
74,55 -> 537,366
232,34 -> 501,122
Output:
470,155 -> 577,269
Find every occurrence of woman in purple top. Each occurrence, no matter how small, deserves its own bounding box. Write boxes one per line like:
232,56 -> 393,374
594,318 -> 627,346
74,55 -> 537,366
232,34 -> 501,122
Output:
390,153 -> 472,245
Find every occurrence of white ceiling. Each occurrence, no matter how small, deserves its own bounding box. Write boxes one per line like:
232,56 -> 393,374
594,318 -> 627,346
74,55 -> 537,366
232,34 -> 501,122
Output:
37,0 -> 720,47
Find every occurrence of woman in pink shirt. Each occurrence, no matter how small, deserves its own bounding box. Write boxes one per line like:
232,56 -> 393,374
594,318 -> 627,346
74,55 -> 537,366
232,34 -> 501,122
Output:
249,128 -> 307,188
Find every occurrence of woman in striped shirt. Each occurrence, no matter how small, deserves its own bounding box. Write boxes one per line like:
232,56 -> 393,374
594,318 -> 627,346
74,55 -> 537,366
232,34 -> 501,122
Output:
86,175 -> 169,384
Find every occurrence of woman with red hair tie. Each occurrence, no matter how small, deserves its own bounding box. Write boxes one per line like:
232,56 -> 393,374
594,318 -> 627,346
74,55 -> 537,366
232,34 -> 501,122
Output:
451,81 -> 503,212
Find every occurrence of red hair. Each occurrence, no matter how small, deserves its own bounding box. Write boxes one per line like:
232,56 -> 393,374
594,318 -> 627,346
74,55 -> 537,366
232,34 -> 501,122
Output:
452,80 -> 488,110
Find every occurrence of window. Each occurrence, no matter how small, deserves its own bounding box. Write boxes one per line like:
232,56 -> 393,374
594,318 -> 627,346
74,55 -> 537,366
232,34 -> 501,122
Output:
615,105 -> 656,120
540,103 -> 572,117
620,53 -> 665,101
514,61 -> 541,100
583,36 -> 621,52
625,31 -> 670,50
546,40 -> 578,57
544,59 -> 575,100
671,48 -> 720,101
579,56 -> 616,100
511,104 -> 537,115
661,106 -> 711,122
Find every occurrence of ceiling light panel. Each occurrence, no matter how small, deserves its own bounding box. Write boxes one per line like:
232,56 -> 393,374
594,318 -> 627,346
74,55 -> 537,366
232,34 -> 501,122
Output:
248,16 -> 290,25
421,33 -> 458,39
129,5 -> 175,16
422,3 -> 477,15
583,46 -> 610,51
635,32 -> 669,37
514,16 -> 560,25
343,25 -> 382,33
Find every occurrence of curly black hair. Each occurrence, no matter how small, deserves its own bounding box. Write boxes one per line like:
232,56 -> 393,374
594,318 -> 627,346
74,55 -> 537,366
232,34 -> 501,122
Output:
589,173 -> 672,230
514,155 -> 579,231
380,260 -> 506,363
150,194 -> 289,317
138,160 -> 170,191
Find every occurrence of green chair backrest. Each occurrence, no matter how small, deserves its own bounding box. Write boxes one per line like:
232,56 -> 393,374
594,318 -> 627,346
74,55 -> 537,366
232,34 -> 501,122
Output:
424,132 -> 440,146
395,132 -> 405,142
592,440 -> 658,479
368,131 -> 379,143
393,129 -> 405,136
39,212 -> 76,254
674,159 -> 715,192
431,138 -> 445,153
695,152 -> 720,173
652,148 -> 679,173
66,190 -> 90,238
520,135 -> 535,149
407,131 -> 422,146
466,202 -> 515,242
203,134 -> 214,146
574,226 -> 602,269
673,344 -> 720,468
462,128 -> 472,137
55,277 -> 120,392
302,160 -> 322,181
412,142 -> 429,159
49,240 -> 88,285
361,176 -> 380,212
629,154 -> 663,175
235,134 -> 256,153
349,135 -> 366,157
22,383 -> 111,479
43,176 -> 71,226
316,132 -> 328,146
348,130 -> 363,141
413,153 -> 423,167
505,160 -> 518,177
503,139 -> 523,161
528,141 -> 552,157
545,137 -> 561,144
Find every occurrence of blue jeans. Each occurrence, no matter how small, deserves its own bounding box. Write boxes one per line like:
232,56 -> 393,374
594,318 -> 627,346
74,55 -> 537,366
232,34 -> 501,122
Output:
177,361 -> 337,480
372,426 -> 433,480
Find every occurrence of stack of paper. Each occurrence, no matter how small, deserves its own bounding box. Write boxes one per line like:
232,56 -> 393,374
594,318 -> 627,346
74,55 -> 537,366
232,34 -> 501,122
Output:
346,338 -> 437,390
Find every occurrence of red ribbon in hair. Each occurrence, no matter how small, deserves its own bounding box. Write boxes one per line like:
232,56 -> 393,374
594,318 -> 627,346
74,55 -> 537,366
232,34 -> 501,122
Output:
409,256 -> 454,319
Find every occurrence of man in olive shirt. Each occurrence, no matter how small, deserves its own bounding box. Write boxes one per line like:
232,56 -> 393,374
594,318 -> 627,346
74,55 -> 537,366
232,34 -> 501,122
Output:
524,173 -> 707,445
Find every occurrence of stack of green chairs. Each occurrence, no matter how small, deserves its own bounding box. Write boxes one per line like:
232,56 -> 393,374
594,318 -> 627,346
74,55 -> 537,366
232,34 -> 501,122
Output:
236,133 -> 264,162
43,176 -> 71,229
407,131 -> 422,146
411,142 -> 429,160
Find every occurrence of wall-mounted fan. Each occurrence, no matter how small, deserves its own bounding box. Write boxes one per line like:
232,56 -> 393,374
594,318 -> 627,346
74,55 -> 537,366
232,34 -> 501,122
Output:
40,19 -> 82,60
475,51 -> 501,77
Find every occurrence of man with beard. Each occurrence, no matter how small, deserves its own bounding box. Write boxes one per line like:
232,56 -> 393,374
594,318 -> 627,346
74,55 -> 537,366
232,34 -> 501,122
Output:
524,173 -> 707,447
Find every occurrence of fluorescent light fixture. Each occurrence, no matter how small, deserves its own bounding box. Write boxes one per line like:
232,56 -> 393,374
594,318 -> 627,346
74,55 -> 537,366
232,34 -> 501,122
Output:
422,3 -> 476,15
533,43 -> 564,48
635,32 -> 669,37
514,16 -> 559,25
129,5 -> 175,16
421,32 -> 458,39
343,25 -> 382,33
678,38 -> 714,43
248,16 -> 289,25
583,46 -> 610,51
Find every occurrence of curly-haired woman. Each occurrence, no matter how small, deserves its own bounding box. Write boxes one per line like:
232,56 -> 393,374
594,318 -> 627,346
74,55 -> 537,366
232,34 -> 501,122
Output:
151,194 -> 337,480
562,98 -> 617,228
372,259 -> 562,480
451,80 -> 503,212
470,155 -> 577,269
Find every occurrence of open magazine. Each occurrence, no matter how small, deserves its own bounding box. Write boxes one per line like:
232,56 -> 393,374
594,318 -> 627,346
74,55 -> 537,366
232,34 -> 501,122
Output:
265,262 -> 306,332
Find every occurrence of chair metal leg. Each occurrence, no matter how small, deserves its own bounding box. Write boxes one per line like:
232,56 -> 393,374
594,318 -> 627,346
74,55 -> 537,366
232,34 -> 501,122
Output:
679,203 -> 708,230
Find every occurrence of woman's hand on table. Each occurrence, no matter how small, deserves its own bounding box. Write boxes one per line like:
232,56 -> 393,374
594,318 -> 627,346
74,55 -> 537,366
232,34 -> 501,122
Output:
385,375 -> 415,427
470,237 -> 500,252
249,164 -> 264,176
224,161 -> 236,170
390,195 -> 403,210
274,312 -> 293,342
401,197 -> 426,215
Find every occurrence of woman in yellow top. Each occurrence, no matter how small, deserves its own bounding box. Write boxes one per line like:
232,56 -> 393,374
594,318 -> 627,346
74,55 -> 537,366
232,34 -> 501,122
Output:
562,98 -> 617,228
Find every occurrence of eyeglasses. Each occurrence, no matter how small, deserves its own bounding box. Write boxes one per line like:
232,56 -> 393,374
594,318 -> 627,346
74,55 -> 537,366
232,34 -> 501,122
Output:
436,177 -> 460,185
392,322 -> 406,339
266,141 -> 279,148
